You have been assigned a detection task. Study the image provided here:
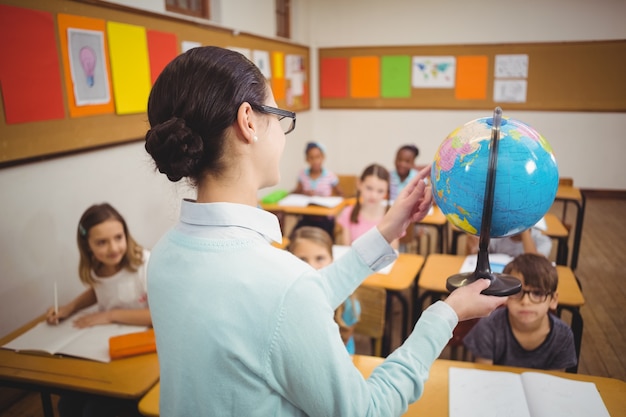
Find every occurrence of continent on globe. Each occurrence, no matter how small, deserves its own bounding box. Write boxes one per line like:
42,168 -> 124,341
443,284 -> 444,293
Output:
431,116 -> 558,238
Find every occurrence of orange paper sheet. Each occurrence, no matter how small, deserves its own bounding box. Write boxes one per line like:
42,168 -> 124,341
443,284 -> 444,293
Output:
455,55 -> 488,100
350,56 -> 380,98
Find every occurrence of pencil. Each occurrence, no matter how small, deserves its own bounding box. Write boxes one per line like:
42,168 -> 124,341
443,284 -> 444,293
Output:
54,281 -> 58,316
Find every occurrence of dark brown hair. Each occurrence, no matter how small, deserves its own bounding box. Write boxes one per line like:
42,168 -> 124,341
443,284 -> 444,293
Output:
503,253 -> 558,293
145,46 -> 269,186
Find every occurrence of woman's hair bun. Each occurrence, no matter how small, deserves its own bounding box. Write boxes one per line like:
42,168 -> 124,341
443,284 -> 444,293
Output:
145,117 -> 204,182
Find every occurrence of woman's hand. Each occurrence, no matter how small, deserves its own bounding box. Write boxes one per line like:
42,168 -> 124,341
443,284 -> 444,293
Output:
444,279 -> 508,322
377,165 -> 432,244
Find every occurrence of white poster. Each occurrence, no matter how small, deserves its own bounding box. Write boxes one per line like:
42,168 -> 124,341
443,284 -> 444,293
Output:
252,49 -> 271,79
495,54 -> 529,78
412,56 -> 456,88
493,80 -> 527,103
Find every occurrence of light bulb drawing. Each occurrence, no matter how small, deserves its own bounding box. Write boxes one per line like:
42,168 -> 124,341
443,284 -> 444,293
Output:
79,46 -> 96,87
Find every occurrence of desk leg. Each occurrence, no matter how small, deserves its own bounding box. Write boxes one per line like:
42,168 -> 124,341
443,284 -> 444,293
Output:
382,291 -> 409,356
40,390 -> 54,417
556,237 -> 569,266
557,306 -> 583,374
570,196 -> 585,270
569,307 -> 583,374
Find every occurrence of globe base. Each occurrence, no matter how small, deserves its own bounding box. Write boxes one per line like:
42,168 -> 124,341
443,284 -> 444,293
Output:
446,272 -> 522,297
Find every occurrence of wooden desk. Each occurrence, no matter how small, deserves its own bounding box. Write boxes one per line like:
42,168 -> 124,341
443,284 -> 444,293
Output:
555,184 -> 586,270
140,355 -> 626,417
260,198 -> 347,218
362,253 -> 425,355
449,213 -> 570,265
414,254 -> 585,372
0,318 -> 159,417
417,205 -> 448,253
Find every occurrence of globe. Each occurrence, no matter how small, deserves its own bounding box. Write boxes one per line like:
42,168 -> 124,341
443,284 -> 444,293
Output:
432,116 -> 559,238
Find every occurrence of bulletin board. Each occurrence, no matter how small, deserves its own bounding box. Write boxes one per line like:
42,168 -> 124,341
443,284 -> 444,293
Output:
319,40 -> 626,112
0,0 -> 310,167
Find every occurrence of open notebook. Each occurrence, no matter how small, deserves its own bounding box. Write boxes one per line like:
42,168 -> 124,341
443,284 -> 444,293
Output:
449,367 -> 610,417
2,306 -> 147,362
277,194 -> 343,208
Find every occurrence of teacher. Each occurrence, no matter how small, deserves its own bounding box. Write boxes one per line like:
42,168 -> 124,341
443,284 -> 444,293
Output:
144,46 -> 506,417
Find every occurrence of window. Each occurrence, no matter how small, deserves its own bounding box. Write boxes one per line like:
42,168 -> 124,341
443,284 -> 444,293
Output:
276,0 -> 291,39
166,0 -> 210,19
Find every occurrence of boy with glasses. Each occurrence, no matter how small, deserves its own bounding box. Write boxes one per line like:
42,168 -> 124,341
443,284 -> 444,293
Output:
463,253 -> 577,371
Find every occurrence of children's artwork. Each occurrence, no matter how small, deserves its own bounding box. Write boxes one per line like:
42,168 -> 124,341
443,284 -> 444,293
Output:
252,49 -> 271,79
495,54 -> 529,78
181,40 -> 201,52
494,79 -> 527,103
227,46 -> 251,60
67,28 -> 110,106
412,56 -> 456,88
57,13 -> 114,117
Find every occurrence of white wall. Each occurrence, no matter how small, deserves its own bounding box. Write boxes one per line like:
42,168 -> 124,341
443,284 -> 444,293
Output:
305,0 -> 626,190
1,0 -> 625,337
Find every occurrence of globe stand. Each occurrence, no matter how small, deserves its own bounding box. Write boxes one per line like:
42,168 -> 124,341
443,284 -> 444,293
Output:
446,107 -> 522,297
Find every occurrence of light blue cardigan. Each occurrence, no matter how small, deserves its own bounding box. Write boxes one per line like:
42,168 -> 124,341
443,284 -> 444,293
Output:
148,200 -> 457,416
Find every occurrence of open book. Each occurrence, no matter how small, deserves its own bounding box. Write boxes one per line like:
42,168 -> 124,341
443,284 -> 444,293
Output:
459,253 -> 514,274
2,307 -> 147,363
277,194 -> 343,208
449,367 -> 610,417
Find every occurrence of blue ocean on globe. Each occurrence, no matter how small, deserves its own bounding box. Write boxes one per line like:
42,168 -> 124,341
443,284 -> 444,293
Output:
431,116 -> 559,238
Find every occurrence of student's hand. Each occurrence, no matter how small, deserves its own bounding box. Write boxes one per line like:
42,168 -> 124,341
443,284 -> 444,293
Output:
46,304 -> 72,325
72,311 -> 112,328
444,279 -> 508,322
377,165 -> 432,243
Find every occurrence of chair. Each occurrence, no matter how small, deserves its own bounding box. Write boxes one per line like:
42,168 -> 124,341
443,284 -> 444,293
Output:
557,177 -> 575,231
354,285 -> 387,357
447,318 -> 480,361
337,174 -> 358,198
399,222 -> 432,255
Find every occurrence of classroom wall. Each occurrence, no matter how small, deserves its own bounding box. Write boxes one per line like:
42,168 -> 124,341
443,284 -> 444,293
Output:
1,0 -> 624,338
0,0 -> 313,338
305,0 -> 626,191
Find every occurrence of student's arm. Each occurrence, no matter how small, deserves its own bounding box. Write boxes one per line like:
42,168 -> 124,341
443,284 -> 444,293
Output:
340,225 -> 352,246
519,229 -> 538,254
72,308 -> 152,328
292,180 -> 304,194
46,287 -> 97,324
332,183 -> 344,197
465,234 -> 479,254
474,356 -> 494,365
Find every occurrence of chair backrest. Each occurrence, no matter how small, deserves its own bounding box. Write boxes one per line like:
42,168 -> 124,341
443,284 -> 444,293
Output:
354,285 -> 387,356
337,174 -> 358,198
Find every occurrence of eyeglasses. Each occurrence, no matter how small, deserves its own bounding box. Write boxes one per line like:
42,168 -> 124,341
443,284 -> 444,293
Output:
509,289 -> 552,304
259,105 -> 296,135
